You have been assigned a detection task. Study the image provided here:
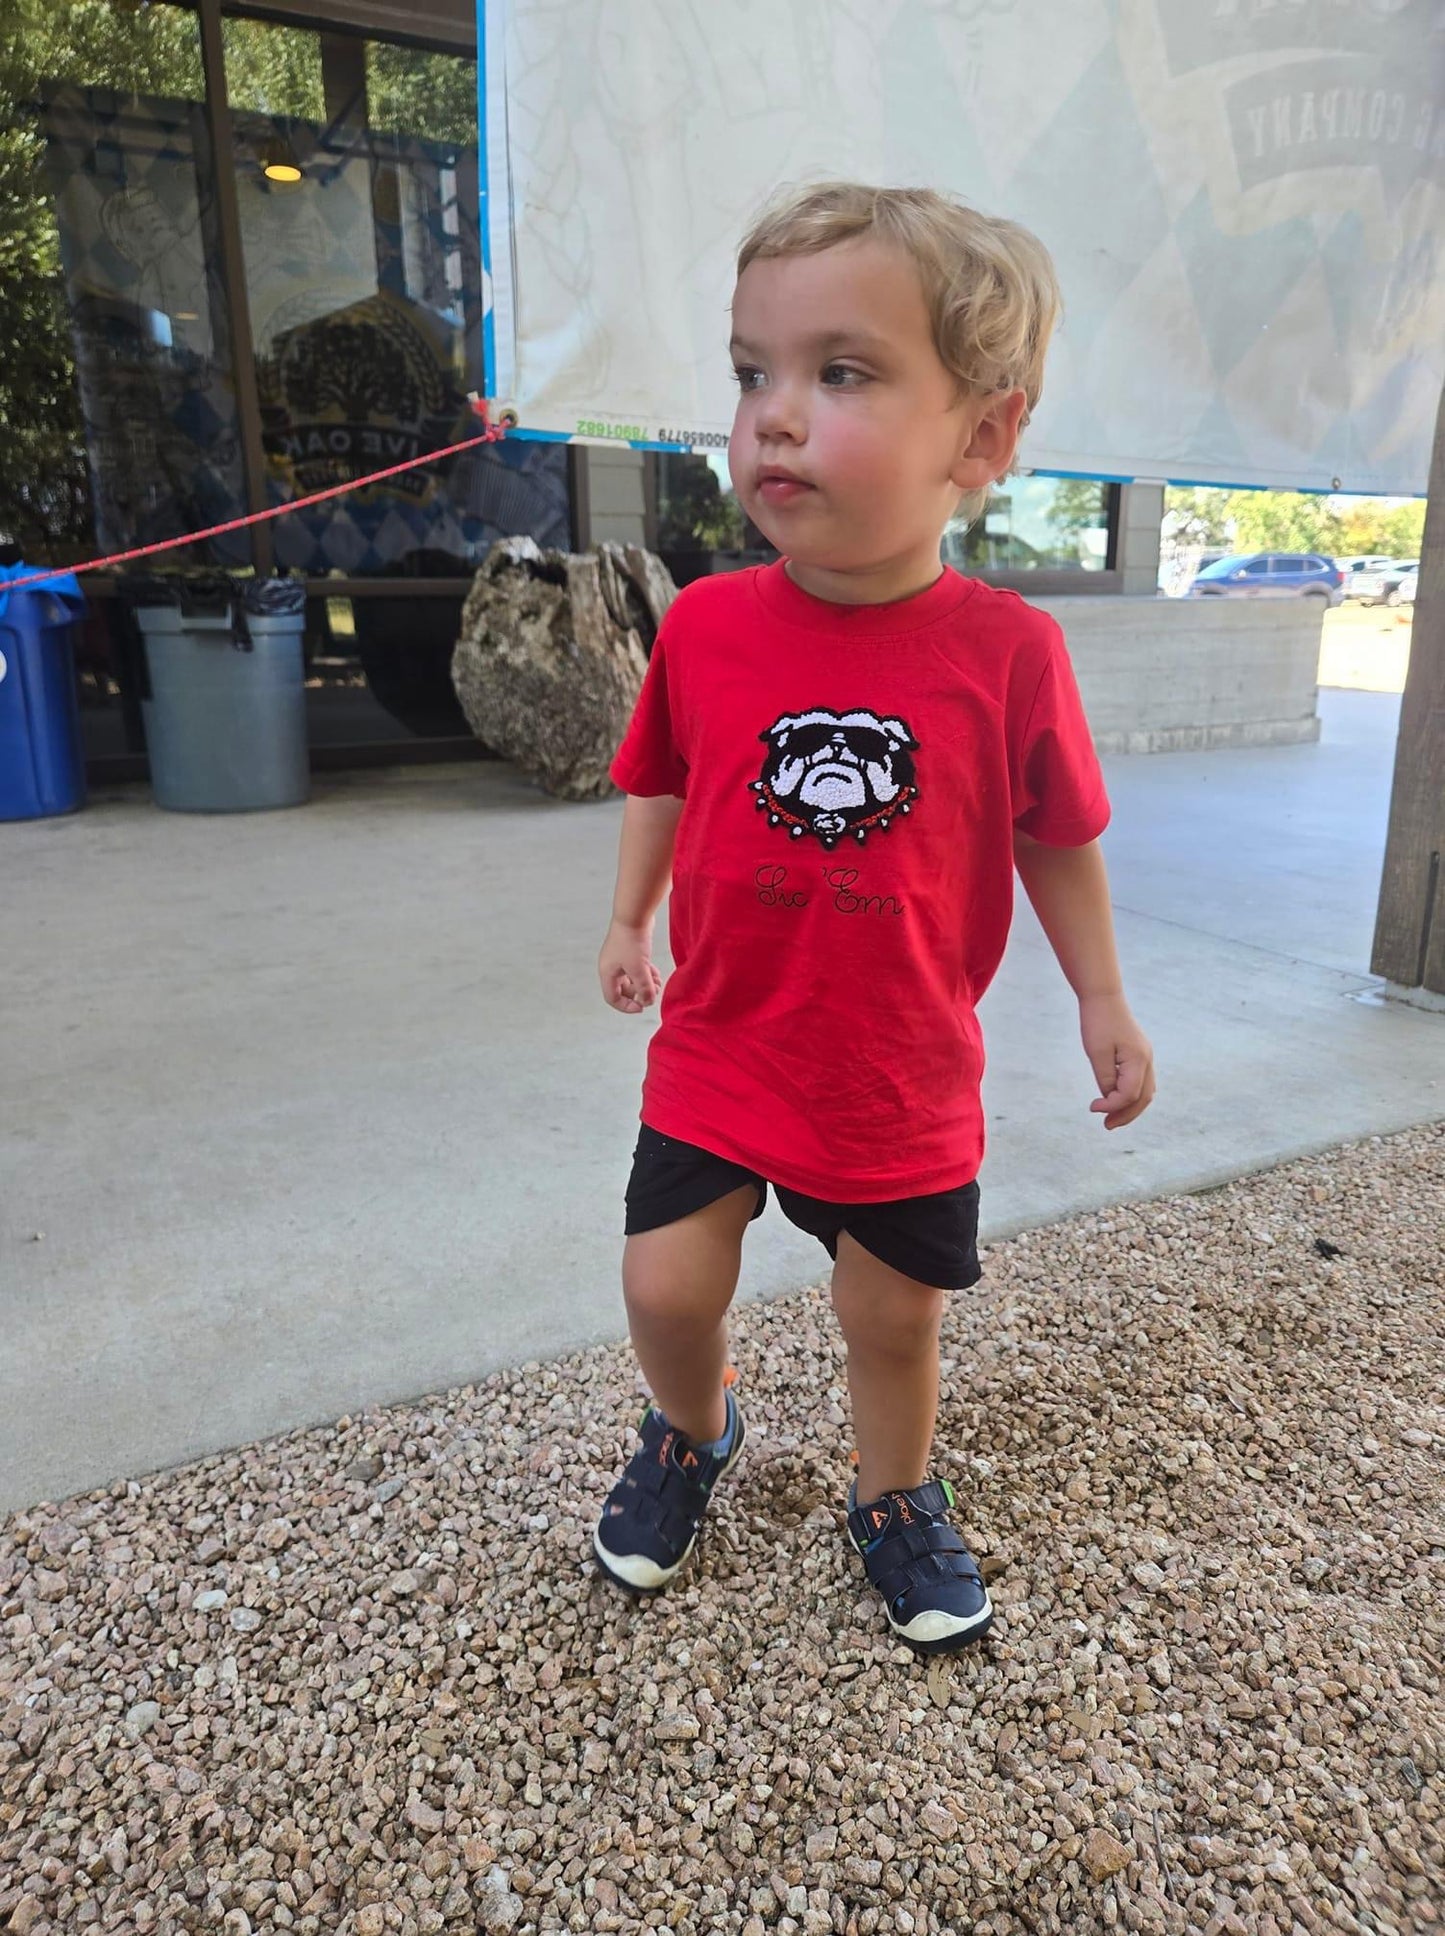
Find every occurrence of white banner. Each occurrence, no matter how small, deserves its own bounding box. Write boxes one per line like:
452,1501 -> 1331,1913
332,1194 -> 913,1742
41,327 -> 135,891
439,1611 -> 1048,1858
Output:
480,0 -> 1444,494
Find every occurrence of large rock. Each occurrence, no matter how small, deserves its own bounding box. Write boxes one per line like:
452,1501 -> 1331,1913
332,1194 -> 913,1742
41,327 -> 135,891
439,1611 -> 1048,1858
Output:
451,537 -> 677,800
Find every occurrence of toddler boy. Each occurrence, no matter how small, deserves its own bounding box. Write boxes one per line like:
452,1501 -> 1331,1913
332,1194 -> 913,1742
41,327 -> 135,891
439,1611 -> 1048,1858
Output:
591,182 -> 1154,1654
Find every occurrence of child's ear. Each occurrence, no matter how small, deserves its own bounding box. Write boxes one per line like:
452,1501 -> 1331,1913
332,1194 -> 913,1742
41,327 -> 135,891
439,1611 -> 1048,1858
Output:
950,387 -> 1029,492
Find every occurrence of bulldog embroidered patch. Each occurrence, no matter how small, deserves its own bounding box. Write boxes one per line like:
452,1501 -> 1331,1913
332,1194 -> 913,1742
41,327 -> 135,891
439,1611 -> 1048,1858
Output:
750,708 -> 920,849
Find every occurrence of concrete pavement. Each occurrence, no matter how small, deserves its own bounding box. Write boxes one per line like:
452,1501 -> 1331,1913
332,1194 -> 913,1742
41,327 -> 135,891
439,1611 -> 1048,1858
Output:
3,688 -> 1441,1512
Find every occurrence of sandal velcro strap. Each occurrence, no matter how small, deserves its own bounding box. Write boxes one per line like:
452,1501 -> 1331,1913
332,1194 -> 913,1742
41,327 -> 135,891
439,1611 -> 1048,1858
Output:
606,1403 -> 732,1540
845,1476 -> 993,1650
595,1393 -> 746,1593
621,1445 -> 704,1504
612,1466 -> 703,1540
861,1520 -> 984,1607
622,1459 -> 672,1501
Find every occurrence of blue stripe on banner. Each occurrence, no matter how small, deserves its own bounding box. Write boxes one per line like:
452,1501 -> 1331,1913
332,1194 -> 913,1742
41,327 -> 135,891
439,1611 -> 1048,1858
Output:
1024,467 -> 1136,485
477,0 -> 495,401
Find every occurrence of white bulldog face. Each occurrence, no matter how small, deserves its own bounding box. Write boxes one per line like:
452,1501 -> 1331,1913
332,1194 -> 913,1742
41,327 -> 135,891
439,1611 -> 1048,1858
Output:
751,708 -> 919,848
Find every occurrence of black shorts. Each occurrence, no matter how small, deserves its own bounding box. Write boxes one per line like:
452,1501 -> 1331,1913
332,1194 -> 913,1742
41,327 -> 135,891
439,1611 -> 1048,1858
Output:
624,1124 -> 982,1291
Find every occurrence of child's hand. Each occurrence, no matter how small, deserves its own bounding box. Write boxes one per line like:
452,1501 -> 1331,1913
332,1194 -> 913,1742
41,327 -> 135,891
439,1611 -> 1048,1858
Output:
599,919 -> 664,1014
1079,993 -> 1155,1130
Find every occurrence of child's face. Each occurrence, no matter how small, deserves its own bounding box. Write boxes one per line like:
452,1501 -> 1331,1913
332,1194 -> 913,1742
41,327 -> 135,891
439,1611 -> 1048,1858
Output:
727,237 -> 1022,586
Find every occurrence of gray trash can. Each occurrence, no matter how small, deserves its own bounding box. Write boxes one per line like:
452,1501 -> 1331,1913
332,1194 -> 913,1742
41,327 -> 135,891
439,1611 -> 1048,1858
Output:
130,575 -> 309,812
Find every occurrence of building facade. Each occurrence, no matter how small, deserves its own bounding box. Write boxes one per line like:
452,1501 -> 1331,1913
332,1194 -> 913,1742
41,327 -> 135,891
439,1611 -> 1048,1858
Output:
4,0 -> 1144,780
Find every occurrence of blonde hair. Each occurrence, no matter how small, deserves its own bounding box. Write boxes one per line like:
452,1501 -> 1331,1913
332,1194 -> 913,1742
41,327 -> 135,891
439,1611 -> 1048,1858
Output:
736,181 -> 1061,527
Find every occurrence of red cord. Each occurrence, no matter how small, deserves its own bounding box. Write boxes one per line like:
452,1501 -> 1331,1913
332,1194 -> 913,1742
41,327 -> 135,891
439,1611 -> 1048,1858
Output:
2,400 -> 512,596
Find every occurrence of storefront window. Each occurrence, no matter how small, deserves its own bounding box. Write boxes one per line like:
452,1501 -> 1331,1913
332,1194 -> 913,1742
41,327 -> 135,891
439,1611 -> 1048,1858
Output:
655,451 -> 769,585
6,2 -> 573,765
653,457 -> 1113,584
943,476 -> 1113,572
225,20 -> 568,582
4,0 -> 246,567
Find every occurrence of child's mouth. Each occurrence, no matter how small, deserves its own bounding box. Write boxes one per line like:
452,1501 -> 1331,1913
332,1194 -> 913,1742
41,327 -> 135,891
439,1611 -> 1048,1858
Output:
758,477 -> 813,505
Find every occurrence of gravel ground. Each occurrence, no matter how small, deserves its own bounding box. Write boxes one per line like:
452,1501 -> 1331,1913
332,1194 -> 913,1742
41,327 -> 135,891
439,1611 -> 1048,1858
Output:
3,1123 -> 1442,1936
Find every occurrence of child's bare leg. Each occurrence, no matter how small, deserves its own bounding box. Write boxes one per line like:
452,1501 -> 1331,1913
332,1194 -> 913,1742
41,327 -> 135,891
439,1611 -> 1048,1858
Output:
623,1184 -> 758,1445
829,1231 -> 945,1502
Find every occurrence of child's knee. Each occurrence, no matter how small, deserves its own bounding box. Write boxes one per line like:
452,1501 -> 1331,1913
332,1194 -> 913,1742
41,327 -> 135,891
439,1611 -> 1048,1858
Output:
622,1230 -> 733,1328
623,1190 -> 753,1321
831,1243 -> 944,1353
622,1250 -> 688,1325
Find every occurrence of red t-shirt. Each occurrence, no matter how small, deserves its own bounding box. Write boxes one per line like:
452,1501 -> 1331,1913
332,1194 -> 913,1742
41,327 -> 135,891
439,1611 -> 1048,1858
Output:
609,559 -> 1109,1200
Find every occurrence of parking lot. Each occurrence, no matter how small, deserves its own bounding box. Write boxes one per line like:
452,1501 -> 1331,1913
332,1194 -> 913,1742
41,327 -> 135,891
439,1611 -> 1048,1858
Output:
1317,601 -> 1413,694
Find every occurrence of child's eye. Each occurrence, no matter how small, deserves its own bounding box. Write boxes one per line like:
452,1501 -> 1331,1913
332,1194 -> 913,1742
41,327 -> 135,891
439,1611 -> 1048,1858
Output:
822,364 -> 867,387
730,365 -> 762,391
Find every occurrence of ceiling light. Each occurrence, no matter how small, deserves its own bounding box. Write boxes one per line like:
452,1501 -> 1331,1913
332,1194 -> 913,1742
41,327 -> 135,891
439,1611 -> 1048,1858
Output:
260,138 -> 303,185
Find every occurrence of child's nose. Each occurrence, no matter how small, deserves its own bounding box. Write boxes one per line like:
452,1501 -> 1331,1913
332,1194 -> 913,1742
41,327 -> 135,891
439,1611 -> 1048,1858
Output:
753,377 -> 808,441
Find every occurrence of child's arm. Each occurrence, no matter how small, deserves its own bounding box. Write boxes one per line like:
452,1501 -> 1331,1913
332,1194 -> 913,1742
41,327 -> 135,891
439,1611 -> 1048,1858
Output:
599,794 -> 685,1013
1012,830 -> 1156,1129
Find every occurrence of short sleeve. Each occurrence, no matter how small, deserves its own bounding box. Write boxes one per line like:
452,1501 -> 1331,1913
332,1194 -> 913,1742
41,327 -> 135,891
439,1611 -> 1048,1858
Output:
609,619 -> 689,797
1011,622 -> 1110,844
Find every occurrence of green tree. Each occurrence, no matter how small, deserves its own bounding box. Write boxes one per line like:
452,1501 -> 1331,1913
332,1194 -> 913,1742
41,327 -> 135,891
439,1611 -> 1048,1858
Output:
657,455 -> 746,552
1338,496 -> 1425,559
1163,487 -> 1234,548
1043,476 -> 1109,551
1226,490 -> 1345,556
222,19 -> 323,120
1167,484 -> 1424,560
366,44 -> 477,146
0,0 -> 206,553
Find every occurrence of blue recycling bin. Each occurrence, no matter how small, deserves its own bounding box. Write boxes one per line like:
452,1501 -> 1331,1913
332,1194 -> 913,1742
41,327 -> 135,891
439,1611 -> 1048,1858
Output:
0,563 -> 87,822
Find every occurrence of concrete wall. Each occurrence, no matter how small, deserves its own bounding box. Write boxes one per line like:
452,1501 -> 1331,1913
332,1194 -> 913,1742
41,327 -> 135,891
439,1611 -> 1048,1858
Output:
581,454 -> 1319,756
1036,596 -> 1323,754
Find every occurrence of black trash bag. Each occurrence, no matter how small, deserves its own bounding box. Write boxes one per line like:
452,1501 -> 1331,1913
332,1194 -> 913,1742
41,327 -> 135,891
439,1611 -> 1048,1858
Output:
123,570 -> 236,619
124,569 -> 306,618
241,574 -> 307,617
123,570 -> 306,653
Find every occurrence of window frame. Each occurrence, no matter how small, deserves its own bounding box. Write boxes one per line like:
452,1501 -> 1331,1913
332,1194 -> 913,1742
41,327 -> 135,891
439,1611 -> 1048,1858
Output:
644,463 -> 1124,590
178,0 -> 548,598
199,0 -> 274,571
57,0 -> 564,778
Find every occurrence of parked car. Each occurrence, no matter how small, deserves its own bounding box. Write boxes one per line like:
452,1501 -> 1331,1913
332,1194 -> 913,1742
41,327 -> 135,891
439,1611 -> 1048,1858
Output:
1346,558 -> 1418,605
1332,549 -> 1386,592
1394,566 -> 1417,606
1338,554 -> 1396,600
1187,552 -> 1344,604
